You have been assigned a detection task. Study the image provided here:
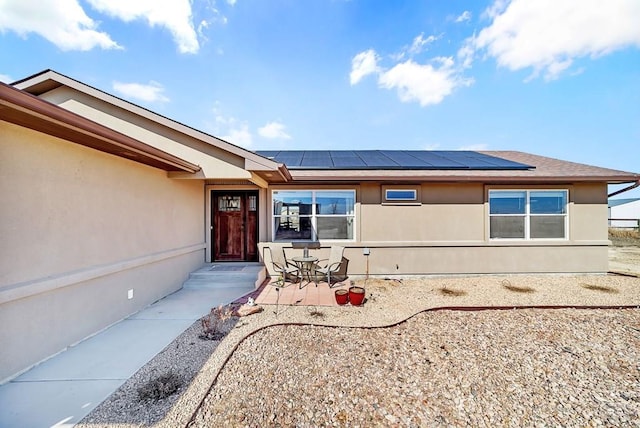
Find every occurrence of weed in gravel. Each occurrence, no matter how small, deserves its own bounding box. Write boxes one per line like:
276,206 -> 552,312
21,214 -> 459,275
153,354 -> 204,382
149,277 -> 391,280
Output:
137,371 -> 183,402
501,279 -> 536,293
580,283 -> 619,294
200,305 -> 235,340
308,308 -> 325,318
439,287 -> 467,297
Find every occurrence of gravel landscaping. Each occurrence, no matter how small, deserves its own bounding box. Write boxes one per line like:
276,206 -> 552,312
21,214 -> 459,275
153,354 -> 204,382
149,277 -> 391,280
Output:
192,308 -> 640,427
79,273 -> 640,427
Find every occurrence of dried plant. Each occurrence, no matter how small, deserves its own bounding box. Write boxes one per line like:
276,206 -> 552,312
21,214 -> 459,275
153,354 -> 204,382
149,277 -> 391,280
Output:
439,287 -> 467,297
609,228 -> 640,239
308,308 -> 325,318
580,283 -> 619,294
200,305 -> 235,340
137,371 -> 183,401
501,279 -> 536,294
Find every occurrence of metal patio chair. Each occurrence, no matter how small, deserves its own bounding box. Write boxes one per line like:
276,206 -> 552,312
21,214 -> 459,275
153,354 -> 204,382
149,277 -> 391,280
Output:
315,245 -> 346,287
263,246 -> 299,286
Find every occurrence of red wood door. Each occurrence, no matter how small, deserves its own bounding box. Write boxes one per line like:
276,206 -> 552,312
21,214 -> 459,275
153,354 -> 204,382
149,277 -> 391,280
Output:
213,192 -> 258,261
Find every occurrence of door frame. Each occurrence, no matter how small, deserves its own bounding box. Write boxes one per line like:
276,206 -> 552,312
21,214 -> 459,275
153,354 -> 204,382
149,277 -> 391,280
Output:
209,189 -> 259,262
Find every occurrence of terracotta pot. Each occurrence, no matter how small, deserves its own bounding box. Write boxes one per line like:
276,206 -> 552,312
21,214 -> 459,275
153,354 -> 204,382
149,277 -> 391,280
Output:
334,289 -> 349,305
348,286 -> 365,306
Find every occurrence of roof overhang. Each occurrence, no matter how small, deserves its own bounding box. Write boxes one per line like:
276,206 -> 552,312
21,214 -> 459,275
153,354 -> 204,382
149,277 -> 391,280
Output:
0,82 -> 200,173
13,70 -> 288,181
287,170 -> 640,183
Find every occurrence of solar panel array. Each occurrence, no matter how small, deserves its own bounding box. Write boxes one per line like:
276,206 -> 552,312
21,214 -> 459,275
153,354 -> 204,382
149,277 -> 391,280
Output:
256,150 -> 533,170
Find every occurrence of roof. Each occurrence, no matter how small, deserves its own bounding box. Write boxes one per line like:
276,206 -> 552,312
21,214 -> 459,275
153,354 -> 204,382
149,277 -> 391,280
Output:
0,82 -> 200,173
9,70 -> 640,187
280,150 -> 640,184
609,198 -> 640,208
256,150 -> 533,170
13,69 -> 290,182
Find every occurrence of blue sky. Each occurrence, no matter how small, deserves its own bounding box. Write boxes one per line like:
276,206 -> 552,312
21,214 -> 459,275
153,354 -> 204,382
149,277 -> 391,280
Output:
1,0 -> 639,196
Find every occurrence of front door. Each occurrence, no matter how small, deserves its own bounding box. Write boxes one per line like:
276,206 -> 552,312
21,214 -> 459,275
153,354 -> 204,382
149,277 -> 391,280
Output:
213,191 -> 258,261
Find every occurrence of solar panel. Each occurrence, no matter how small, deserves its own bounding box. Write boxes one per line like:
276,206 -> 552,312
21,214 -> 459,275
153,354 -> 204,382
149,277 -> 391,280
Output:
380,151 -> 429,168
301,151 -> 332,167
356,151 -> 398,167
256,150 -> 533,170
274,151 -> 305,167
330,151 -> 366,168
405,151 -> 467,168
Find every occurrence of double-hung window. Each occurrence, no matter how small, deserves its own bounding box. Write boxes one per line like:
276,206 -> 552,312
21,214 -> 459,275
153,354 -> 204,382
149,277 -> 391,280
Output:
489,190 -> 568,239
273,190 -> 355,241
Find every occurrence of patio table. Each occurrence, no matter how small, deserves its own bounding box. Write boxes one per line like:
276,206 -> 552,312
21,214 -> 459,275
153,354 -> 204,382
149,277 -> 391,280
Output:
292,256 -> 319,287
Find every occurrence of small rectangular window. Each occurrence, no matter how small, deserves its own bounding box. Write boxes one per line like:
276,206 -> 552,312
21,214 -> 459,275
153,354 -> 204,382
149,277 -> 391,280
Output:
385,189 -> 417,201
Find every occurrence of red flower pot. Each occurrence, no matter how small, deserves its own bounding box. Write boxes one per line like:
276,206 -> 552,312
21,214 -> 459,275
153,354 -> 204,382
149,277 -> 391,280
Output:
334,289 -> 349,305
348,286 -> 365,306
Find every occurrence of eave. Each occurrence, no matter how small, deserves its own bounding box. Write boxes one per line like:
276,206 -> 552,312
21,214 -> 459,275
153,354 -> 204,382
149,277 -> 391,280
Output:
0,83 -> 200,173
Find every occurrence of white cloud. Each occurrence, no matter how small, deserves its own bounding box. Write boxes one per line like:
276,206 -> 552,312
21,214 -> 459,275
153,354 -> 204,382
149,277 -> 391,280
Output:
86,0 -> 199,54
408,33 -> 438,56
455,11 -> 472,23
0,0 -> 120,51
112,81 -> 169,103
471,0 -> 640,80
349,49 -> 380,85
351,35 -> 472,107
378,57 -> 474,107
226,0 -> 237,5
258,122 -> 291,140
0,73 -> 13,83
222,124 -> 252,148
392,33 -> 440,61
459,143 -> 488,151
211,107 -> 253,148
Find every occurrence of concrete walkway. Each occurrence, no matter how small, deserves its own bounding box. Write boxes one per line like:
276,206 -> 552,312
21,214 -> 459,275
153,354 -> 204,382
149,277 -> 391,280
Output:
0,263 -> 263,428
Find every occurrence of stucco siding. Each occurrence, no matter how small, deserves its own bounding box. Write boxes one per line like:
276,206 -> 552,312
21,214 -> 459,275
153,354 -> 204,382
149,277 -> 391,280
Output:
361,183 -> 485,242
0,121 -> 205,381
261,182 -> 610,276
571,182 -> 609,240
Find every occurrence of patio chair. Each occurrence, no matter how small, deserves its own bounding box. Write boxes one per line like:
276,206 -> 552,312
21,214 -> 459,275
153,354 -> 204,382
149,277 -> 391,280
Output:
263,246 -> 299,285
315,245 -> 346,287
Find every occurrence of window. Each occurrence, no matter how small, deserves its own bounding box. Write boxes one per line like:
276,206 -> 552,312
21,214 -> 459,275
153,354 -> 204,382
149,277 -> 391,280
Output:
489,190 -> 567,239
385,189 -> 417,201
382,185 -> 421,204
273,190 -> 355,241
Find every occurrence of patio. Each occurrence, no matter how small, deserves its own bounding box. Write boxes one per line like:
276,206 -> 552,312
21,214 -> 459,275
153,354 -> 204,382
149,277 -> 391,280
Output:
250,278 -> 353,307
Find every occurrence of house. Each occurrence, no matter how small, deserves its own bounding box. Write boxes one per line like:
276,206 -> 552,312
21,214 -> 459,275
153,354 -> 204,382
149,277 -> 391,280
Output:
2,69 -> 639,382
608,198 -> 640,228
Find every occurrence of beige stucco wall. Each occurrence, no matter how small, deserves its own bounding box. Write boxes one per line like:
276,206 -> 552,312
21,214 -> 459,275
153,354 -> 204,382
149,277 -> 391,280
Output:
260,182 -> 610,277
0,121 -> 205,381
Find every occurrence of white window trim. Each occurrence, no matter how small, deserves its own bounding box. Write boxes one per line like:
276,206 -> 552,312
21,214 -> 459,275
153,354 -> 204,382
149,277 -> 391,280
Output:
385,189 -> 417,201
381,185 -> 421,205
272,189 -> 356,242
489,189 -> 569,240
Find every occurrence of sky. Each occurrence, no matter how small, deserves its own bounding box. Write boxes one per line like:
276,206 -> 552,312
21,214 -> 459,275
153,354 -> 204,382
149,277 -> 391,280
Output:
1,0 -> 639,197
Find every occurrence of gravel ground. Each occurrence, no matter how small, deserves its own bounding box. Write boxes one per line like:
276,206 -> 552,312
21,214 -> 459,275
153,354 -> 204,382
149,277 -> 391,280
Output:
79,273 -> 640,428
192,308 -> 640,427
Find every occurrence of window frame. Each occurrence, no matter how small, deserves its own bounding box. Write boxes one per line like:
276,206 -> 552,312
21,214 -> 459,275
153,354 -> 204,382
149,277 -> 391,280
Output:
488,189 -> 569,240
272,189 -> 356,242
382,185 -> 421,205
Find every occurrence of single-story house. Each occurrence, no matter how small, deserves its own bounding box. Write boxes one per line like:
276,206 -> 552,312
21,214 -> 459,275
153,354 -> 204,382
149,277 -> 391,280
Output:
1,69 -> 639,382
608,198 -> 640,228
